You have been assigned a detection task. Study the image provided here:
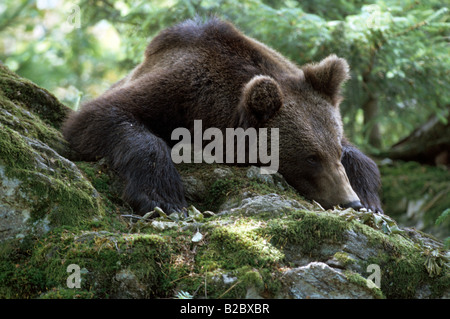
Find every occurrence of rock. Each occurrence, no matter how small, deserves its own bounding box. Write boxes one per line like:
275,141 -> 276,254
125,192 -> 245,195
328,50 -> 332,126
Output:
282,262 -> 378,299
246,166 -> 291,191
245,286 -> 264,299
219,193 -> 307,216
341,229 -> 380,270
246,166 -> 275,184
182,175 -> 207,202
0,125 -> 103,241
0,90 -> 104,241
213,167 -> 233,179
111,269 -> 146,299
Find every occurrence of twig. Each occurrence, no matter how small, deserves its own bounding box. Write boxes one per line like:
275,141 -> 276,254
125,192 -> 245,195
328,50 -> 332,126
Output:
218,280 -> 242,299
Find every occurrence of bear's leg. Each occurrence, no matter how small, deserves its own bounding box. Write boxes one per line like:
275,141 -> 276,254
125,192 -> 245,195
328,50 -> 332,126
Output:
341,139 -> 383,213
63,105 -> 187,215
110,125 -> 187,215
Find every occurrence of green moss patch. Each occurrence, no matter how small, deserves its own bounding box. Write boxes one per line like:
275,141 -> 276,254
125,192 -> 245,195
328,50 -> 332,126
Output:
265,210 -> 349,253
0,64 -> 68,130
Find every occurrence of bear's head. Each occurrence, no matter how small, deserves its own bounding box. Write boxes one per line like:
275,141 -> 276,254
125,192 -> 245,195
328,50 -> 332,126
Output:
237,54 -> 362,210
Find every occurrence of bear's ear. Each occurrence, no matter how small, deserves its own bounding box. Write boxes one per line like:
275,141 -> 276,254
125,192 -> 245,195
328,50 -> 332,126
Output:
236,75 -> 283,128
302,54 -> 350,106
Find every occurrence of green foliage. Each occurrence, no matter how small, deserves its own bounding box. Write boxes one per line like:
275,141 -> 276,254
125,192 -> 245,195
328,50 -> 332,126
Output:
436,208 -> 450,226
436,208 -> 450,249
380,161 -> 450,236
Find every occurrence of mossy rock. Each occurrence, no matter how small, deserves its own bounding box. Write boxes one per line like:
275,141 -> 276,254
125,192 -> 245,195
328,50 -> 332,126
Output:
0,64 -> 68,130
0,65 -> 448,299
0,64 -> 105,241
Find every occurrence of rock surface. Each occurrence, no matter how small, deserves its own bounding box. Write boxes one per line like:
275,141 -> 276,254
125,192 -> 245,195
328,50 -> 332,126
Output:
0,65 -> 448,299
283,262 -> 376,299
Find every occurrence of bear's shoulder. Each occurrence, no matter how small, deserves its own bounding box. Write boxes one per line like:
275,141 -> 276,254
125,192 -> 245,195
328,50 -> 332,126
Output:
145,17 -> 244,57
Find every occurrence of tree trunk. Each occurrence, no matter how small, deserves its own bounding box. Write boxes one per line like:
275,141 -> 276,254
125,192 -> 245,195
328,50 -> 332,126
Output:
362,96 -> 382,149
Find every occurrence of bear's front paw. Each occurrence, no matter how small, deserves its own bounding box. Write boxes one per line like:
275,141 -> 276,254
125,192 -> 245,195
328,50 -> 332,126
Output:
148,200 -> 187,217
123,186 -> 187,217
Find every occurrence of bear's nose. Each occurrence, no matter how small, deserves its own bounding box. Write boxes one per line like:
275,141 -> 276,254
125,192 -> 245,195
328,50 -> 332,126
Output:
342,200 -> 364,211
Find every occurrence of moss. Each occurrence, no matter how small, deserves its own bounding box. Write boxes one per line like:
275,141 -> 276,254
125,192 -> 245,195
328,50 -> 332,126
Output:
39,288 -> 95,299
176,162 -> 304,212
1,203 -> 447,299
0,63 -> 68,130
362,249 -> 449,299
0,125 -> 34,169
333,252 -> 355,267
199,218 -> 284,270
0,127 -> 104,229
265,210 -> 349,253
163,215 -> 286,299
24,172 -> 103,227
0,228 -> 186,298
75,161 -> 130,211
0,93 -> 69,156
205,177 -> 244,211
344,270 -> 385,299
348,222 -> 449,298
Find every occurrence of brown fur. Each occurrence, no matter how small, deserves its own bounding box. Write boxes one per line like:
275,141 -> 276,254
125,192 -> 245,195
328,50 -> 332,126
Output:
63,17 -> 382,215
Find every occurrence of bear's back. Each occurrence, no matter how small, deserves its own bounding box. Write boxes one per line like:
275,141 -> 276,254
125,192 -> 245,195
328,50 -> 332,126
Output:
111,17 -> 306,131
127,17 -> 301,84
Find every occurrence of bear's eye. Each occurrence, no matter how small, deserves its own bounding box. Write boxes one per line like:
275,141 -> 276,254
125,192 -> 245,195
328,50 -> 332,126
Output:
306,155 -> 320,166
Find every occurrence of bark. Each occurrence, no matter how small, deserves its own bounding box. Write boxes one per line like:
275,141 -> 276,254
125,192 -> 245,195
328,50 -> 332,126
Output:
362,96 -> 382,149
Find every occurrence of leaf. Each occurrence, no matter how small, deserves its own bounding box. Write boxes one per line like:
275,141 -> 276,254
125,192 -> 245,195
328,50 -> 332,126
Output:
168,212 -> 181,222
381,221 -> 391,234
389,225 -> 404,234
175,290 -> 193,299
142,211 -> 155,221
154,206 -> 168,219
373,213 -> 384,226
202,210 -> 215,217
436,208 -> 450,225
188,205 -> 204,222
191,231 -> 203,243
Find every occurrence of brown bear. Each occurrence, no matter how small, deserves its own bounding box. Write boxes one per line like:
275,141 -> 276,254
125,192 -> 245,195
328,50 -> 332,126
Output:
62,17 -> 382,215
